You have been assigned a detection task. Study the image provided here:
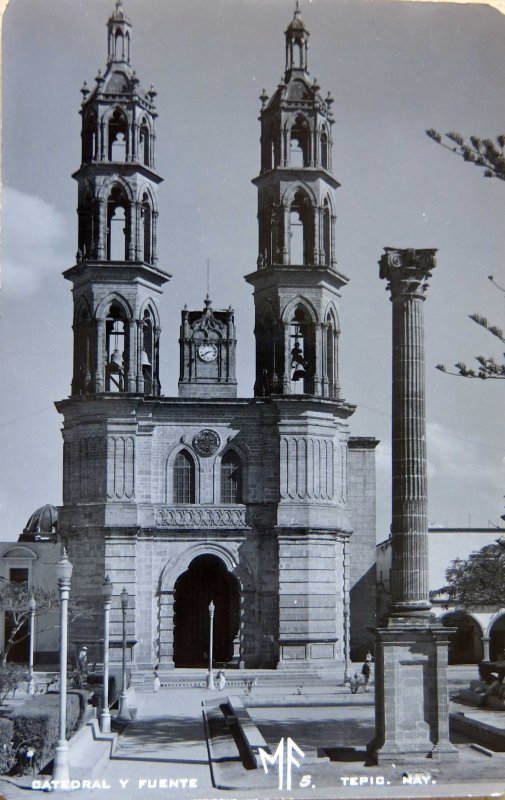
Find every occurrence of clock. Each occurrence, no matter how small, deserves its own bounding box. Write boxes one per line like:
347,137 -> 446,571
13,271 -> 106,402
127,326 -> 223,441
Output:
198,342 -> 218,362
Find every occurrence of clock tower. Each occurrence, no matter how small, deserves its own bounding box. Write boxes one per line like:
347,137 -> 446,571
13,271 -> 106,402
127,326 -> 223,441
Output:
178,296 -> 237,398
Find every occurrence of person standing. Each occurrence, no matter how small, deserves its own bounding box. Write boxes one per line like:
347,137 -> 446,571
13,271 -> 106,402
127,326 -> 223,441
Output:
361,660 -> 371,690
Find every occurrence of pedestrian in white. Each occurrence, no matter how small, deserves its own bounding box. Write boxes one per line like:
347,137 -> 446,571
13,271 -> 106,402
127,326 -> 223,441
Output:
217,669 -> 226,691
153,665 -> 161,693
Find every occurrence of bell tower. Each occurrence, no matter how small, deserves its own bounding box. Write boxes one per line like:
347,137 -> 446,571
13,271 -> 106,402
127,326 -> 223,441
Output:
245,3 -> 348,399
65,0 -> 170,397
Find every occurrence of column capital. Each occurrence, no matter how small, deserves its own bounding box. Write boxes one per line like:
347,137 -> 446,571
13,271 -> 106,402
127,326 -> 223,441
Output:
379,247 -> 437,299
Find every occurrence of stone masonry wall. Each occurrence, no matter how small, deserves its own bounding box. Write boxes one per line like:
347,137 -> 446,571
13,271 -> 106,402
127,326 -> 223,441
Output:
347,437 -> 379,660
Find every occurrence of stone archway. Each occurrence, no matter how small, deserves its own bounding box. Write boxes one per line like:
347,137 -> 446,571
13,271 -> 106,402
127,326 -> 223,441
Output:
489,613 -> 505,660
441,611 -> 483,664
173,554 -> 240,667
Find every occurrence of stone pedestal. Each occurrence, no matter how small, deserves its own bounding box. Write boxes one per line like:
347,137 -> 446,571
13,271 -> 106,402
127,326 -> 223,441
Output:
369,618 -> 458,763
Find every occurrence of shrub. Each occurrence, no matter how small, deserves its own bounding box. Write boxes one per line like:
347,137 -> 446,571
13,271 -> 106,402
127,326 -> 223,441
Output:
67,690 -> 90,723
10,693 -> 80,774
86,670 -> 121,708
43,692 -> 80,732
0,664 -> 29,706
0,717 -> 14,774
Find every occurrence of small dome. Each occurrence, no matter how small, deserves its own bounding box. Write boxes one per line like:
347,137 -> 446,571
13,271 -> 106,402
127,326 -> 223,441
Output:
111,0 -> 128,23
286,4 -> 307,34
24,504 -> 58,534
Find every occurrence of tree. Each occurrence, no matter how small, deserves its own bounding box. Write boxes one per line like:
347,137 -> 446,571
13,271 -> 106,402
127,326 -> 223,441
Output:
435,278 -> 505,380
0,581 -> 96,666
426,130 -> 505,181
426,129 -> 505,380
0,582 -> 58,665
432,538 -> 505,608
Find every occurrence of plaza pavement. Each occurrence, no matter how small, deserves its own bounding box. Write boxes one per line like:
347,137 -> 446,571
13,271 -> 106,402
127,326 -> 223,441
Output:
0,667 -> 504,800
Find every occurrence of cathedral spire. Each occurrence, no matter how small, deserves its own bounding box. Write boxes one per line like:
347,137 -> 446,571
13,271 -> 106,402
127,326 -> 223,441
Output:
66,3 -> 169,398
246,5 -> 346,399
107,0 -> 132,66
285,1 -> 310,76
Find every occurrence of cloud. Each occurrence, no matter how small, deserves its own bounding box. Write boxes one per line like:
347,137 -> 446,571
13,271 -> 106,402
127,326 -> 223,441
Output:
1,187 -> 70,298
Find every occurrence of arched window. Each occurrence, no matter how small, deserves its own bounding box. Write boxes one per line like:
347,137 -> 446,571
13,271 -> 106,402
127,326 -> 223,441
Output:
290,305 -> 314,395
142,308 -> 154,394
105,302 -> 128,392
290,115 -> 310,167
294,38 -> 303,69
322,197 -> 331,266
141,193 -> 152,262
174,450 -> 195,504
78,186 -> 94,259
289,190 -> 313,265
220,451 -> 242,504
326,310 -> 337,397
321,130 -> 329,170
115,30 -> 125,61
139,121 -> 150,166
265,124 -> 278,170
108,108 -> 128,161
256,303 -> 279,396
82,113 -> 96,163
107,184 -> 129,260
73,304 -> 92,395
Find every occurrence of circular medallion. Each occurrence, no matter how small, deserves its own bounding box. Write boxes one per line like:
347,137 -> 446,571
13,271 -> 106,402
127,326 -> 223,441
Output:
193,429 -> 221,457
198,342 -> 218,362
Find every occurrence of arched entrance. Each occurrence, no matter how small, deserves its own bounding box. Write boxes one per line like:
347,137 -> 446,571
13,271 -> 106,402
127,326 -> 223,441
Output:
441,611 -> 483,664
173,555 -> 240,667
490,613 -> 505,660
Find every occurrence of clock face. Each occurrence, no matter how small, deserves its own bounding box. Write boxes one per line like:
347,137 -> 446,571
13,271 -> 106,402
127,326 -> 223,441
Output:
198,342 -> 218,362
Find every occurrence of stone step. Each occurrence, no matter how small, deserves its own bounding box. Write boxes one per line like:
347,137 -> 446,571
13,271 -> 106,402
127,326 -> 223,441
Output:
132,668 -> 331,690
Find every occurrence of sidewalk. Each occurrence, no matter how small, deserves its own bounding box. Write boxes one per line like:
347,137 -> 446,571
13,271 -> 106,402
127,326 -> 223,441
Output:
0,687 -> 217,800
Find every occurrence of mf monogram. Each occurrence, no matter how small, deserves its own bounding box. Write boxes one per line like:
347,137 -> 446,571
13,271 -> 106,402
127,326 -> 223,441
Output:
258,737 -> 308,791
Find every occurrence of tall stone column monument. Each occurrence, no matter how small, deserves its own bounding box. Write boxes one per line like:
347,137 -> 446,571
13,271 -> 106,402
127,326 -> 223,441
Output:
369,247 -> 458,764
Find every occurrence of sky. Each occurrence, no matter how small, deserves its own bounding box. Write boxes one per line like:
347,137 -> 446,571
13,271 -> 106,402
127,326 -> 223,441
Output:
1,0 -> 504,541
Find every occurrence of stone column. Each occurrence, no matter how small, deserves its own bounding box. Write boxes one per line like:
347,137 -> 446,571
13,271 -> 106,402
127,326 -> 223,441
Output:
282,322 -> 291,394
152,211 -> 159,264
96,198 -> 106,261
382,247 -> 434,614
369,247 -> 458,765
95,319 -> 105,393
482,636 -> 491,661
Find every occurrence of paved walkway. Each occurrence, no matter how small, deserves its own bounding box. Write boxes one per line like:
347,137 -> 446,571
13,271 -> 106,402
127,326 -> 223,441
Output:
0,687 -> 217,800
0,668 -> 504,800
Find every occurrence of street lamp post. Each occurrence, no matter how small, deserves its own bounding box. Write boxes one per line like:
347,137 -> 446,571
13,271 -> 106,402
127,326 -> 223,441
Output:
52,548 -> 73,786
28,594 -> 36,696
117,586 -> 131,721
206,600 -> 215,690
100,576 -> 113,733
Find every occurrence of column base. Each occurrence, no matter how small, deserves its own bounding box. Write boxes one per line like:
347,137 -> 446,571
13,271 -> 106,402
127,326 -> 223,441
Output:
52,739 -> 71,785
117,691 -> 132,721
368,619 -> 459,765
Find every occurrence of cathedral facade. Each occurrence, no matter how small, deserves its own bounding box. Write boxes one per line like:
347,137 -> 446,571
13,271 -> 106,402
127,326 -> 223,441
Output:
57,1 -> 378,678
